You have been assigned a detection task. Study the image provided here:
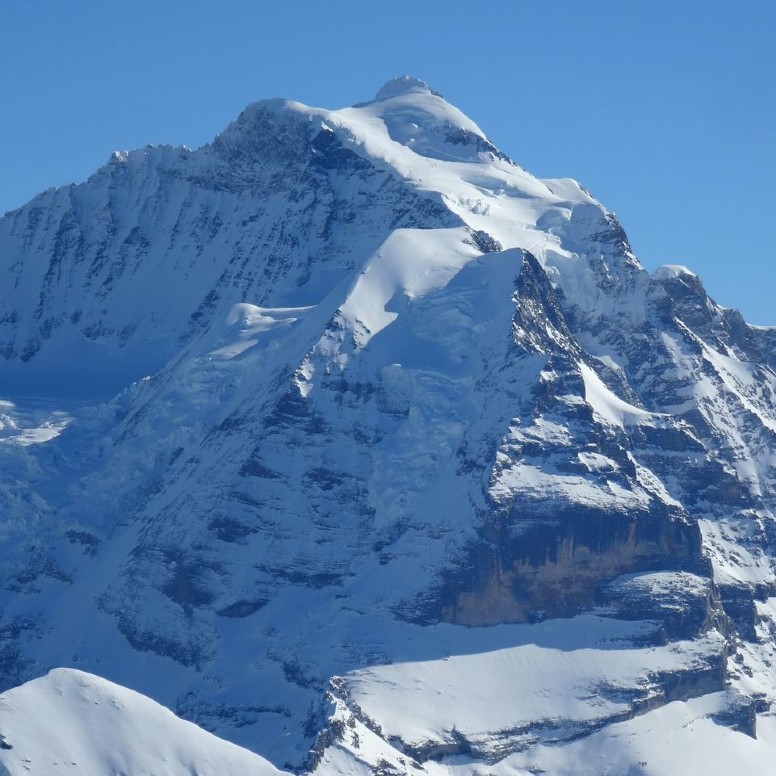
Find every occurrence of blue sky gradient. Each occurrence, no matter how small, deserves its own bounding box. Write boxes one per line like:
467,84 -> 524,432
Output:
2,1 -> 773,322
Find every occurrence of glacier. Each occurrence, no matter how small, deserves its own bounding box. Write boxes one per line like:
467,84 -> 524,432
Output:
1,76 -> 776,774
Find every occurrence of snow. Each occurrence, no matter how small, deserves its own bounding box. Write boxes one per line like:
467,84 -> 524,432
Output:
579,362 -> 655,427
496,694 -> 776,776
491,457 -> 653,511
314,690 -> 776,776
653,263 -> 697,280
1,76 -> 776,776
338,227 -> 480,347
345,630 -> 725,756
699,518 -> 775,586
207,303 -> 312,360
374,75 -> 439,100
0,399 -> 73,446
328,81 -> 594,262
0,668 -> 288,776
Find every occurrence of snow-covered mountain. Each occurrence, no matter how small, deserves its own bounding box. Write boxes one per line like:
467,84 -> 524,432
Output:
0,668 -> 287,775
2,75 -> 776,774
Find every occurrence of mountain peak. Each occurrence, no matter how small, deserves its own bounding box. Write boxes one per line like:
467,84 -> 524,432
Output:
374,75 -> 441,101
3,74 -> 776,776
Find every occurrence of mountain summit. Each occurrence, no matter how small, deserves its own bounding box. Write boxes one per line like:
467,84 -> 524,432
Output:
374,75 -> 441,99
1,80 -> 776,775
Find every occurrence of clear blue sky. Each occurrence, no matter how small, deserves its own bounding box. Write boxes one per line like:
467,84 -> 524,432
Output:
2,1 -> 774,323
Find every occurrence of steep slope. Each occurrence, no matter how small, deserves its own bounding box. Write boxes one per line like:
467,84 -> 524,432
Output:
1,76 -> 776,773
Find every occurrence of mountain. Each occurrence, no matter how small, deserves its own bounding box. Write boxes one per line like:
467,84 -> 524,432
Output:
2,75 -> 776,774
0,668 -> 288,775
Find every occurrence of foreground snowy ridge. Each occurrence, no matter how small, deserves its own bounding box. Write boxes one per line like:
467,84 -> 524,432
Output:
0,668 -> 288,775
2,76 -> 776,774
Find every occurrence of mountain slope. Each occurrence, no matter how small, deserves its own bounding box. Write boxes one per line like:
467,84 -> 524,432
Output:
1,76 -> 776,773
0,668 -> 288,776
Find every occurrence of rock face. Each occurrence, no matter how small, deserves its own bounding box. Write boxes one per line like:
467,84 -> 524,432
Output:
1,77 -> 776,774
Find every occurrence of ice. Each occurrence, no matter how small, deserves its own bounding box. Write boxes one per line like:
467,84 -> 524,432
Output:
208,303 -> 313,360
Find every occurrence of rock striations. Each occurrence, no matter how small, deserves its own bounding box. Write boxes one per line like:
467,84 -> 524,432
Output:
1,78 -> 776,774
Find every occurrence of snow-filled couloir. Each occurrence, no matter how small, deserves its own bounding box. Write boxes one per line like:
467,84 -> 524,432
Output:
2,77 -> 776,774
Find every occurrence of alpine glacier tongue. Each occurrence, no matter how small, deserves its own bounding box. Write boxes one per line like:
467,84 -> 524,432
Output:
2,78 -> 776,775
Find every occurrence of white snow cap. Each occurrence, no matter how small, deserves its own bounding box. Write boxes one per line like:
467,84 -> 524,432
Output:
375,76 -> 441,101
653,264 -> 697,280
0,668 -> 288,776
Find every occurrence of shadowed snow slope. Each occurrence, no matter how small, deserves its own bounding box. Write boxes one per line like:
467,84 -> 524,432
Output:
2,78 -> 776,774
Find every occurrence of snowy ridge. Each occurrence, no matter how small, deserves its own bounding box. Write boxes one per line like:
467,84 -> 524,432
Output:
0,668 -> 287,776
1,78 -> 776,774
